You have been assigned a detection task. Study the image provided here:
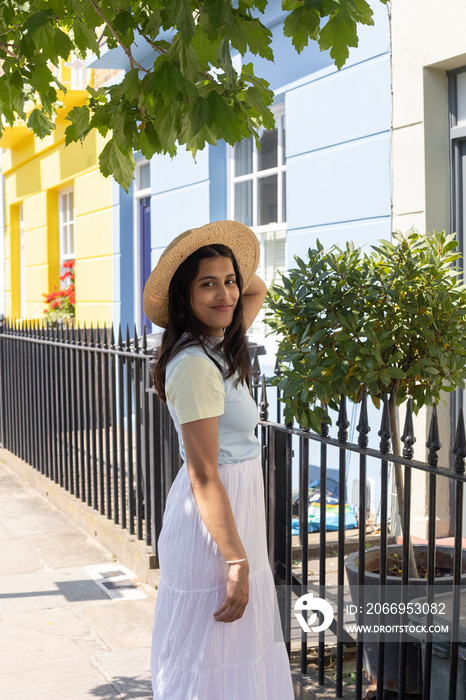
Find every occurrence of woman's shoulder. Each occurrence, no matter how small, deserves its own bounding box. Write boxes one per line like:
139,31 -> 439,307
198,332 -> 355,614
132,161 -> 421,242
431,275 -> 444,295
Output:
166,342 -> 223,378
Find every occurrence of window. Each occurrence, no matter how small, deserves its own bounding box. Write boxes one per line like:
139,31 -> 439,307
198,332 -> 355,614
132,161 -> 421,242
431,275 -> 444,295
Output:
59,188 -> 75,285
134,160 -> 152,331
449,68 -> 466,454
19,205 -> 25,318
228,107 -> 286,337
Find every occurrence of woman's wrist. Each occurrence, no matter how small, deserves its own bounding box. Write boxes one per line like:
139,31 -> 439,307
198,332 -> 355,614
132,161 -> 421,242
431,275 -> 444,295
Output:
226,556 -> 248,565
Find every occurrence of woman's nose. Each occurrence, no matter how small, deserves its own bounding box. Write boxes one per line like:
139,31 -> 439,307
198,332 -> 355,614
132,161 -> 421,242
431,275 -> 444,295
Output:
215,284 -> 230,298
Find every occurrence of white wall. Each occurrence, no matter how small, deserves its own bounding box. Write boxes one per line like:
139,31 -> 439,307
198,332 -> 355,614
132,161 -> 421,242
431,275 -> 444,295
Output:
0,172 -> 5,316
391,0 -> 466,537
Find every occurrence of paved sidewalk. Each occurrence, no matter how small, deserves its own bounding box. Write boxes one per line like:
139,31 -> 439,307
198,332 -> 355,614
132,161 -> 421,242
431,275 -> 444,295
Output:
0,461 -> 155,700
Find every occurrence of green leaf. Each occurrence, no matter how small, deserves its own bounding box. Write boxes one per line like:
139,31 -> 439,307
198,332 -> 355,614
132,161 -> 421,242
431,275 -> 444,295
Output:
200,0 -> 234,33
162,0 -> 196,43
229,14 -> 273,59
24,60 -> 55,94
22,10 -> 49,37
54,29 -> 73,60
319,15 -> 358,69
65,105 -> 90,144
151,59 -> 190,102
206,90 -> 243,144
71,18 -> 100,57
385,366 -> 405,379
138,121 -> 162,160
27,108 -> 54,138
283,6 -> 320,54
170,35 -> 202,83
99,139 -> 135,192
122,68 -> 141,102
217,37 -> 236,83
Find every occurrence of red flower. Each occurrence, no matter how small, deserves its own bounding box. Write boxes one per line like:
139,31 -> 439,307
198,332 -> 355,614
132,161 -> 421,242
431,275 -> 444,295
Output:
51,300 -> 60,309
63,260 -> 75,269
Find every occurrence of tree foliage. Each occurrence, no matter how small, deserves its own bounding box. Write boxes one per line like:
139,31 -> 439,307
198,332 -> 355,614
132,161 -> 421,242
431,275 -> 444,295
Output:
265,230 -> 466,434
0,0 -> 387,190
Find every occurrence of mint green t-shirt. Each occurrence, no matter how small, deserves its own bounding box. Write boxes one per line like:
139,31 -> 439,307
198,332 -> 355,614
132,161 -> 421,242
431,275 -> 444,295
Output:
165,344 -> 260,465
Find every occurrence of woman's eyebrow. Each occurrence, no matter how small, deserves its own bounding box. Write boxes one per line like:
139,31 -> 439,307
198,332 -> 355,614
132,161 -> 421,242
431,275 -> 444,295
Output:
197,273 -> 236,281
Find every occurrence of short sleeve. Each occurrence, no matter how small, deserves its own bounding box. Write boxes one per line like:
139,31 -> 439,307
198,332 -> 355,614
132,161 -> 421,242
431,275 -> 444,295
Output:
166,355 -> 225,424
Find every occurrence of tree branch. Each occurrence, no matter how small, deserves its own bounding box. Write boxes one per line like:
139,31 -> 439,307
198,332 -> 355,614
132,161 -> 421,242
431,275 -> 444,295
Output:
138,24 -> 217,84
88,0 -> 152,75
0,42 -> 18,59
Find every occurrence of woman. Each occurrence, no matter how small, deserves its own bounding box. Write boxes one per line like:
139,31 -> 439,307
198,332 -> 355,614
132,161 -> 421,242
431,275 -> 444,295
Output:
143,220 -> 294,699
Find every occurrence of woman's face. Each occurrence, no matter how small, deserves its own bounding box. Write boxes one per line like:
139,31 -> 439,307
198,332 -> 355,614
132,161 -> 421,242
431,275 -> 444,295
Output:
190,256 -> 240,337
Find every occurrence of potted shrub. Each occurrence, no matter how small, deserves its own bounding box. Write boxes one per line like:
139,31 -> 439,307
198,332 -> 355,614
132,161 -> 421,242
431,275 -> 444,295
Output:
265,229 -> 466,690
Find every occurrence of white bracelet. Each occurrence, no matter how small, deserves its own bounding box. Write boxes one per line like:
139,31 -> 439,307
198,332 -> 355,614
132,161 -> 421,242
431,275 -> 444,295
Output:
226,557 -> 248,564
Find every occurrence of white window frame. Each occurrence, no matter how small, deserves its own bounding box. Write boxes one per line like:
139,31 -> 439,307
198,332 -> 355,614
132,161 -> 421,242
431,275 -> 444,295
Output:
59,187 -> 75,286
133,159 -> 151,330
227,105 -> 287,341
19,204 -> 26,318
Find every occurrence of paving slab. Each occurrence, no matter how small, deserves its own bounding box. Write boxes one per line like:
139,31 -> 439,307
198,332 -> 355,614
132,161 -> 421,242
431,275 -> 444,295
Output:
0,519 -> 13,540
1,657 -> 120,700
0,568 -> 108,614
81,598 -> 155,651
0,462 -> 155,700
27,529 -> 114,568
0,608 -> 105,667
0,538 -> 42,574
94,648 -> 153,699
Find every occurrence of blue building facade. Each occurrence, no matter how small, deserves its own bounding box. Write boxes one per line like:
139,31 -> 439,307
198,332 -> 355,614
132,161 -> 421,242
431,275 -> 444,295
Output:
88,0 -> 392,356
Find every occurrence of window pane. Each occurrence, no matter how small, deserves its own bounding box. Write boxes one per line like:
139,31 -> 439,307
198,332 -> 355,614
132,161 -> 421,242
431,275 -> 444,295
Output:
235,181 -> 253,226
69,223 -> 75,256
138,163 -> 150,190
282,172 -> 286,223
281,116 -> 286,165
234,138 -> 253,176
264,230 -> 286,285
258,174 -> 277,225
258,129 -> 277,171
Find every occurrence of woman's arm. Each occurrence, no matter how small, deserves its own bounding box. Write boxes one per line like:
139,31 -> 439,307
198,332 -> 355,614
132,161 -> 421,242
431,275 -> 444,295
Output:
242,274 -> 267,331
181,415 -> 249,623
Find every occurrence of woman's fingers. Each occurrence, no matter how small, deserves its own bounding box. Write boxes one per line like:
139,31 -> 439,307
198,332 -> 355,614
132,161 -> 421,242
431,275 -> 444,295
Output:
213,594 -> 248,622
213,601 -> 246,622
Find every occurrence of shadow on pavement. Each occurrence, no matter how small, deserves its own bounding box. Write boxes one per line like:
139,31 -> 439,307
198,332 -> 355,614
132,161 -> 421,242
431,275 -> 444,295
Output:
91,676 -> 153,699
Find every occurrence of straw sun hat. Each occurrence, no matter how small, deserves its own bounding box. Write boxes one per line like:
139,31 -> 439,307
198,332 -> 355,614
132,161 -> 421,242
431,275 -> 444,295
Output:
143,220 -> 260,328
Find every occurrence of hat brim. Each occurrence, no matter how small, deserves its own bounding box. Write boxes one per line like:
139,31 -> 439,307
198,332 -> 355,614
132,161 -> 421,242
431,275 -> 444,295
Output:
143,220 -> 260,328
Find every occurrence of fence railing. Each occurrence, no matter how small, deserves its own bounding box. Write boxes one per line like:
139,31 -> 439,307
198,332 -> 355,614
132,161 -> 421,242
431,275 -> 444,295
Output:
1,318 -> 466,700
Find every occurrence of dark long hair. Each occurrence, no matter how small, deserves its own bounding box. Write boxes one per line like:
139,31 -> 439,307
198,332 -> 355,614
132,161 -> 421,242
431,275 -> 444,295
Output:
153,244 -> 251,402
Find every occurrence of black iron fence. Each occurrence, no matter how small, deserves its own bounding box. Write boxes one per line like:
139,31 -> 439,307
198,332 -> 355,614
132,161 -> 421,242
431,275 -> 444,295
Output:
1,319 -> 466,699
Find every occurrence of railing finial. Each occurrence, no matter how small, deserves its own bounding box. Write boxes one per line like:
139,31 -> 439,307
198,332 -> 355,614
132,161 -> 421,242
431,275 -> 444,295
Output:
356,389 -> 370,448
401,397 -> 416,460
336,394 -> 349,443
259,374 -> 269,422
426,402 -> 441,467
321,402 -> 329,437
378,394 -> 392,454
453,406 -> 466,474
251,347 -> 260,386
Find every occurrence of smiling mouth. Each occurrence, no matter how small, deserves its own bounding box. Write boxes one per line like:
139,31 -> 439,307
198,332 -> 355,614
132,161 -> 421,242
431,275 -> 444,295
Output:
212,306 -> 233,311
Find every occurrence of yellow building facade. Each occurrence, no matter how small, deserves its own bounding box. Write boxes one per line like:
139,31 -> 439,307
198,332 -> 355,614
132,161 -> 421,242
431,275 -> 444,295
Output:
1,64 -> 116,326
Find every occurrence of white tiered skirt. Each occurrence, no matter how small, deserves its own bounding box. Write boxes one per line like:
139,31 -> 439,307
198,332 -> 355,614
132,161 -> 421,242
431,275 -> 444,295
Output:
150,455 -> 294,699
